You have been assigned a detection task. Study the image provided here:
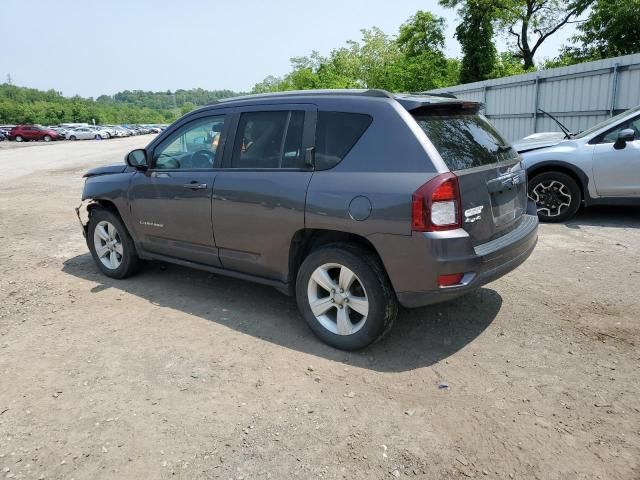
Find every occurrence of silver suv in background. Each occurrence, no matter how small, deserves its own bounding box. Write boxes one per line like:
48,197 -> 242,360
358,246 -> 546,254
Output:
77,90 -> 538,350
515,105 -> 640,222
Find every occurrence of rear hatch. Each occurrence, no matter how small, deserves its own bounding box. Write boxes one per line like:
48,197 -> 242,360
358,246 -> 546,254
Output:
412,104 -> 527,245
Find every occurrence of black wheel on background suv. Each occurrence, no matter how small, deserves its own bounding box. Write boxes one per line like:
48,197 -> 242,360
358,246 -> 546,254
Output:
528,171 -> 582,222
295,244 -> 398,350
87,208 -> 140,279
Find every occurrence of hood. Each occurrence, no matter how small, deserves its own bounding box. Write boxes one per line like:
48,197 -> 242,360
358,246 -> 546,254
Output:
83,163 -> 130,178
512,132 -> 567,153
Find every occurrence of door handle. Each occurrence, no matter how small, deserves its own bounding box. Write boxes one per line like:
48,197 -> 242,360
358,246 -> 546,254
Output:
183,182 -> 208,190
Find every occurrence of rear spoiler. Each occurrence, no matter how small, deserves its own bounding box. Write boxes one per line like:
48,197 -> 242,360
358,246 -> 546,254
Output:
408,92 -> 458,99
398,99 -> 483,114
393,92 -> 482,112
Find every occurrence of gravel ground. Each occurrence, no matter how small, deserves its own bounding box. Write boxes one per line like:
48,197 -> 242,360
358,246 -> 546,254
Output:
0,138 -> 638,480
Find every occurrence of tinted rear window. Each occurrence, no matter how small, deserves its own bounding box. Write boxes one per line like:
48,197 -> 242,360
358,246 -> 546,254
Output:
413,111 -> 517,171
315,112 -> 372,170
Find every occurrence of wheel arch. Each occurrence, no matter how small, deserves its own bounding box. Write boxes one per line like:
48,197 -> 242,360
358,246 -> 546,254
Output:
78,198 -> 130,238
287,229 -> 387,294
526,161 -> 593,204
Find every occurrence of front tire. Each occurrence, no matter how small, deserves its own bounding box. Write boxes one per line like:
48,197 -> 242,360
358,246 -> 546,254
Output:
296,244 -> 398,350
43,135 -> 52,142
15,135 -> 23,142
87,209 -> 140,279
69,135 -> 77,141
95,134 -> 102,140
528,171 -> 581,222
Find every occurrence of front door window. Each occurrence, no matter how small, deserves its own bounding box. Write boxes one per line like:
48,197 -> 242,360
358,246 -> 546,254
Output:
153,116 -> 226,170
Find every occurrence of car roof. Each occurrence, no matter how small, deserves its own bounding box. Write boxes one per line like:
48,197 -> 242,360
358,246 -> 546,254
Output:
210,89 -> 478,111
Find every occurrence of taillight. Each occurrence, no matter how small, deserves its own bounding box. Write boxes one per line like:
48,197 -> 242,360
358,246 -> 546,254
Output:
411,172 -> 462,232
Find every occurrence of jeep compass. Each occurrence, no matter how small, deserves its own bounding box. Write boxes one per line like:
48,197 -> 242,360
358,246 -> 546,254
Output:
77,89 -> 538,350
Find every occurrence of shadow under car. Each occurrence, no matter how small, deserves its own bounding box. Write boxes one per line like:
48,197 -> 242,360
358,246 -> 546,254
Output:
62,253 -> 503,373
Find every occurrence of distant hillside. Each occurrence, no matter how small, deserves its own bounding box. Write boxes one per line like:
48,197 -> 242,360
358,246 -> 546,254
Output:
0,84 -> 242,125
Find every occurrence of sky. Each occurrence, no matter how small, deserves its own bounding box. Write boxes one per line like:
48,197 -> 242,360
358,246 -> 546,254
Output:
0,0 -> 577,98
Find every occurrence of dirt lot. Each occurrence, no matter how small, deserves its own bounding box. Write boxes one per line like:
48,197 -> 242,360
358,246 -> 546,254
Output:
0,138 -> 638,480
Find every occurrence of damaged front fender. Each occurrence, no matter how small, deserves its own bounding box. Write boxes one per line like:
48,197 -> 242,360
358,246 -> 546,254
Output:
75,199 -> 98,237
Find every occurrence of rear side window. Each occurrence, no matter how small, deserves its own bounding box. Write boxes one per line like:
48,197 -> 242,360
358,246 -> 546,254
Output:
413,110 -> 517,171
315,112 -> 372,170
231,111 -> 305,169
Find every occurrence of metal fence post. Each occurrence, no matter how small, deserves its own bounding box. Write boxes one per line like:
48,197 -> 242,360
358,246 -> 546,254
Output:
533,76 -> 540,133
610,63 -> 620,117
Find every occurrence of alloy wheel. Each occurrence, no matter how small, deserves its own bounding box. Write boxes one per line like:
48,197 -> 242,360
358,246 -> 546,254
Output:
529,180 -> 572,218
93,220 -> 123,270
307,263 -> 369,336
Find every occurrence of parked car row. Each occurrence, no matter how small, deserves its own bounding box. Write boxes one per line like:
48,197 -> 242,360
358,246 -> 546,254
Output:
0,124 -> 167,142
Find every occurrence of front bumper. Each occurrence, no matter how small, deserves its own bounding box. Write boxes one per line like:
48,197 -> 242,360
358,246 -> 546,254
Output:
371,214 -> 539,309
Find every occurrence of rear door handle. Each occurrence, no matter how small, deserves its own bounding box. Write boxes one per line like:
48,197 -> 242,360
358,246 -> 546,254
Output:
183,182 -> 208,190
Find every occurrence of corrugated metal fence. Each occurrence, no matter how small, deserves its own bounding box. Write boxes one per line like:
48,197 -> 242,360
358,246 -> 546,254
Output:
428,53 -> 640,141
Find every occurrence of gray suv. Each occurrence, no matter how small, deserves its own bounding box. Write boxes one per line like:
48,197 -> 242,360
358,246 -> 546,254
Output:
77,90 -> 538,350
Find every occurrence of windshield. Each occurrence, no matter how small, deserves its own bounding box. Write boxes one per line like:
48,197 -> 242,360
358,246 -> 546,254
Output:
574,105 -> 640,139
413,110 -> 518,171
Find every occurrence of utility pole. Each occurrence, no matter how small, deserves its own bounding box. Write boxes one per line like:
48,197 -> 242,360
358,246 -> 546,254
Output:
6,73 -> 12,85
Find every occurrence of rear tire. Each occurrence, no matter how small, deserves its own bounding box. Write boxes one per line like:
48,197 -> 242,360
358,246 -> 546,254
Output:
15,135 -> 23,142
295,244 -> 398,350
43,135 -> 52,142
528,171 -> 581,222
95,134 -> 102,140
69,135 -> 77,141
87,208 -> 140,279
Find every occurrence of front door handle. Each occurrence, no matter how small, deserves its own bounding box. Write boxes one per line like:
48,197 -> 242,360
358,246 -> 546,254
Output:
183,182 -> 208,190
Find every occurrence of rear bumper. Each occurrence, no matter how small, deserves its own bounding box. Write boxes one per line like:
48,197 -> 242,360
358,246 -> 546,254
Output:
370,214 -> 539,309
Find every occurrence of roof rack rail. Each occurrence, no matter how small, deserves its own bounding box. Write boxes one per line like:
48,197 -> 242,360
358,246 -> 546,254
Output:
408,91 -> 458,99
361,89 -> 394,98
217,89 -> 395,103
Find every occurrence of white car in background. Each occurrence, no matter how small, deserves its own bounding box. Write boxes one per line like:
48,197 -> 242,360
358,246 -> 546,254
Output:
97,126 -> 116,138
66,127 -> 108,141
110,126 -> 130,137
514,106 -> 640,222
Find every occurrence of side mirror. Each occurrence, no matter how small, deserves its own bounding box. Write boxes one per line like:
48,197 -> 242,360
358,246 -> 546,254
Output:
126,149 -> 148,169
614,128 -> 635,150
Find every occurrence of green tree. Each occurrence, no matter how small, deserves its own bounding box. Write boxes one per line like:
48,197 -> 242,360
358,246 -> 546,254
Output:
571,0 -> 640,59
180,102 -> 195,116
442,0 -> 594,69
252,75 -> 286,93
395,11 -> 457,91
454,1 -> 497,83
0,83 -> 242,125
251,14 -> 459,94
397,11 -> 446,56
490,51 -> 531,77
